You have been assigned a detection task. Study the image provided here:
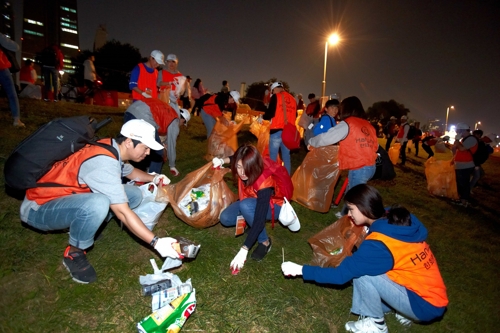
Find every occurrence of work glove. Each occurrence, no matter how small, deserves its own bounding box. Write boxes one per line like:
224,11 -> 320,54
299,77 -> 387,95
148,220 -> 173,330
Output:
154,237 -> 180,259
153,174 -> 171,186
212,157 -> 225,169
281,261 -> 303,277
257,115 -> 263,124
142,91 -> 152,98
230,247 -> 248,271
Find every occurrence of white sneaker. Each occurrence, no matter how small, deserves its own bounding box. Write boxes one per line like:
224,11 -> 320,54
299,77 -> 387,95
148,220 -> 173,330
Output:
345,316 -> 388,333
335,211 -> 343,219
395,313 -> 412,326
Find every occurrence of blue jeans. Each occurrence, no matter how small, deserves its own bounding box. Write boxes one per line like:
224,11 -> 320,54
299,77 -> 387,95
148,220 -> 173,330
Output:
200,109 -> 216,138
42,66 -> 59,99
25,185 -> 142,250
352,274 -> 417,320
269,130 -> 291,175
124,113 -> 164,173
340,164 -> 376,215
220,198 -> 281,244
0,68 -> 20,118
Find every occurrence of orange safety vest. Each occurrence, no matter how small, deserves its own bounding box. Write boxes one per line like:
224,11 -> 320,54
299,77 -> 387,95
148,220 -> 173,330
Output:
338,117 -> 378,170
454,135 -> 477,163
366,232 -> 449,307
269,91 -> 297,130
26,139 -> 118,205
238,157 -> 293,207
0,50 -> 11,70
397,123 -> 409,139
20,66 -> 35,83
159,70 -> 183,92
141,99 -> 179,136
131,63 -> 158,100
202,94 -> 223,118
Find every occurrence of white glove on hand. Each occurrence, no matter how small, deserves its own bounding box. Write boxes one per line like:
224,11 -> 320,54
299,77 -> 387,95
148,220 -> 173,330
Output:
281,261 -> 303,276
154,237 -> 180,258
212,157 -> 225,169
153,174 -> 171,186
257,115 -> 263,124
230,247 -> 248,270
142,91 -> 152,98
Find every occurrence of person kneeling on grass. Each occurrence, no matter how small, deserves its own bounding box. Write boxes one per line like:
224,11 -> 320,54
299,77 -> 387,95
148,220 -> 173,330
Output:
213,144 -> 294,272
19,120 -> 180,284
281,184 -> 448,333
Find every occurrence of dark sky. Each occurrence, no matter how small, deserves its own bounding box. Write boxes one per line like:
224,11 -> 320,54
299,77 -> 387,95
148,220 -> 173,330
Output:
15,0 -> 500,135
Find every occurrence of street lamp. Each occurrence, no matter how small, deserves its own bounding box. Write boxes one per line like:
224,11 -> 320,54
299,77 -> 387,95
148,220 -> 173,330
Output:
444,105 -> 454,133
475,121 -> 481,130
321,33 -> 340,100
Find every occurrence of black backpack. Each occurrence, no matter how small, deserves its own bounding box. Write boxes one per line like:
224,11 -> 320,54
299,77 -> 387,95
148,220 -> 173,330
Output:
406,124 -> 417,140
470,137 -> 490,166
372,145 -> 396,180
4,116 -> 117,191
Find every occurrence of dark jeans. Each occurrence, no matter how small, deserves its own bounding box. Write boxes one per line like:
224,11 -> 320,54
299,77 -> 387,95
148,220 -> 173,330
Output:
400,141 -> 408,164
385,135 -> 394,151
413,139 -> 420,156
422,144 -> 434,159
455,167 -> 474,201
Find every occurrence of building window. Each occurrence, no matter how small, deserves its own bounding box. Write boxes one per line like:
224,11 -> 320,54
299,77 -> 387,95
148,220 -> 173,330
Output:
60,6 -> 77,13
61,27 -> 78,34
24,29 -> 44,37
24,18 -> 44,26
61,17 -> 77,23
61,43 -> 79,49
61,22 -> 77,29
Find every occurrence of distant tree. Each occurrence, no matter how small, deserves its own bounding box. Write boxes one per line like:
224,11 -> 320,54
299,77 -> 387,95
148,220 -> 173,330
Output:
71,39 -> 142,92
366,99 -> 411,125
242,78 -> 294,111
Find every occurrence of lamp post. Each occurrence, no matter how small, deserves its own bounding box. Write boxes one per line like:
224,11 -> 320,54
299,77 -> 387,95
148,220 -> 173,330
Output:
444,105 -> 454,133
321,33 -> 340,101
475,121 -> 481,130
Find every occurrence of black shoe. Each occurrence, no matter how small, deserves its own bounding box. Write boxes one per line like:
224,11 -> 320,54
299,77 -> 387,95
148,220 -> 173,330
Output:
251,238 -> 272,261
62,246 -> 97,284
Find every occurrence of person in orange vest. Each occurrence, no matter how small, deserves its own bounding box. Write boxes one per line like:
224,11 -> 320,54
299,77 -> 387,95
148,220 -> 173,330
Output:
129,50 -> 165,101
282,184 -> 448,332
20,120 -> 180,284
0,33 -> 24,127
263,82 -> 297,175
199,90 -> 240,138
213,144 -> 295,272
19,59 -> 37,91
308,96 -> 378,218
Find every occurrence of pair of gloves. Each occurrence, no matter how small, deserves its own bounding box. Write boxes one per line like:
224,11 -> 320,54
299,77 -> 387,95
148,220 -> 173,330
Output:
152,174 -> 171,186
154,237 -> 181,259
228,247 -> 303,277
142,91 -> 152,98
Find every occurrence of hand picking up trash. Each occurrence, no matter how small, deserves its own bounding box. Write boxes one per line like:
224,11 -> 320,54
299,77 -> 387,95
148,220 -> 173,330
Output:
216,144 -> 298,275
137,258 -> 197,333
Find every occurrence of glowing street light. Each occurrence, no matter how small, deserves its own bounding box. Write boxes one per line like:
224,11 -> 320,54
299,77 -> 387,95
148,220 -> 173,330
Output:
321,33 -> 340,100
445,105 -> 454,133
475,121 -> 481,130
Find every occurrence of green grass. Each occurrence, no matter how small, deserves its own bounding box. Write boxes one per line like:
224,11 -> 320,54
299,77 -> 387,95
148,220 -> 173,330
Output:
1,99 -> 499,332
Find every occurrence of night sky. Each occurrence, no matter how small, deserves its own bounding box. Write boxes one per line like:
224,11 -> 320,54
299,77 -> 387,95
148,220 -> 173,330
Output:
14,0 -> 500,135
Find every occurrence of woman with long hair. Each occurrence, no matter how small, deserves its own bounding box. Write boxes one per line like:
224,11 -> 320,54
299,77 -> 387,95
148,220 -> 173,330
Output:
281,184 -> 448,332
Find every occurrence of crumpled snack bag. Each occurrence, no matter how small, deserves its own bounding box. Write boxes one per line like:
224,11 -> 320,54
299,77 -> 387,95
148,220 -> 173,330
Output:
388,143 -> 401,165
424,157 -> 459,199
156,162 -> 237,228
249,119 -> 271,157
291,145 -> 340,213
308,215 -> 368,267
205,116 -> 249,160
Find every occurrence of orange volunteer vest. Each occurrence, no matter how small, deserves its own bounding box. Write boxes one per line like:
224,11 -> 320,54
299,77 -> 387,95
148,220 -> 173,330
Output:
338,117 -> 378,170
202,94 -> 223,118
269,91 -> 297,130
141,99 -> 179,136
131,63 -> 158,101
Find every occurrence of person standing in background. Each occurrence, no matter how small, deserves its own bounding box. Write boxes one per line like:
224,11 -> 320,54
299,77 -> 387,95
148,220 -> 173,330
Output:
83,53 -> 97,105
180,75 -> 192,110
0,33 -> 24,127
19,59 -> 37,91
395,115 -> 409,165
190,78 -> 206,116
39,44 -> 63,102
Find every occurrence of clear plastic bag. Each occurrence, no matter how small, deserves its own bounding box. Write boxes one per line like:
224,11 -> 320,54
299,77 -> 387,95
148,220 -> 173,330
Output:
133,183 -> 168,231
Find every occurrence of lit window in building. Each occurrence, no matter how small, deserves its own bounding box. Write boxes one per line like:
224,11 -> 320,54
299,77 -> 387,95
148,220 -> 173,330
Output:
61,43 -> 79,49
60,6 -> 77,13
3,14 -> 10,20
25,18 -> 44,26
61,27 -> 78,34
63,59 -> 71,63
61,22 -> 77,29
61,17 -> 77,23
24,29 -> 44,37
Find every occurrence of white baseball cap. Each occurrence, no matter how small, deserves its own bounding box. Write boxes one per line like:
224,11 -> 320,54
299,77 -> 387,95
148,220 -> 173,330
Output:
179,108 -> 191,126
455,122 -> 470,130
270,82 -> 283,92
166,54 -> 178,63
229,90 -> 240,105
401,115 -> 408,120
120,119 -> 163,150
150,50 -> 165,65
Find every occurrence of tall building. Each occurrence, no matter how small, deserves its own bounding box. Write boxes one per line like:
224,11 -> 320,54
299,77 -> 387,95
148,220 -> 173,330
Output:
0,1 -> 15,39
21,0 -> 79,77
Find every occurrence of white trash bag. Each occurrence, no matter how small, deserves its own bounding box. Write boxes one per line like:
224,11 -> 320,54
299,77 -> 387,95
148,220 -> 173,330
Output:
133,182 -> 168,231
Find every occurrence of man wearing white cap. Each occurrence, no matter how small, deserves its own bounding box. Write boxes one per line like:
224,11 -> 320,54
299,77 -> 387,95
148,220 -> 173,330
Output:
129,50 -> 165,101
384,116 -> 397,151
20,119 -> 179,284
157,54 -> 188,115
263,82 -> 297,175
395,115 -> 409,165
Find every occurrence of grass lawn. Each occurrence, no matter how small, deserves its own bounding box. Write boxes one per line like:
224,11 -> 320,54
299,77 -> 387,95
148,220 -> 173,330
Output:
1,98 -> 499,332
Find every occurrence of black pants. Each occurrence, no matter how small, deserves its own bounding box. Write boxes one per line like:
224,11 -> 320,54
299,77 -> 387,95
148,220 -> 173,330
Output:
385,135 -> 394,151
400,141 -> 408,164
455,167 -> 474,201
422,144 -> 434,158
